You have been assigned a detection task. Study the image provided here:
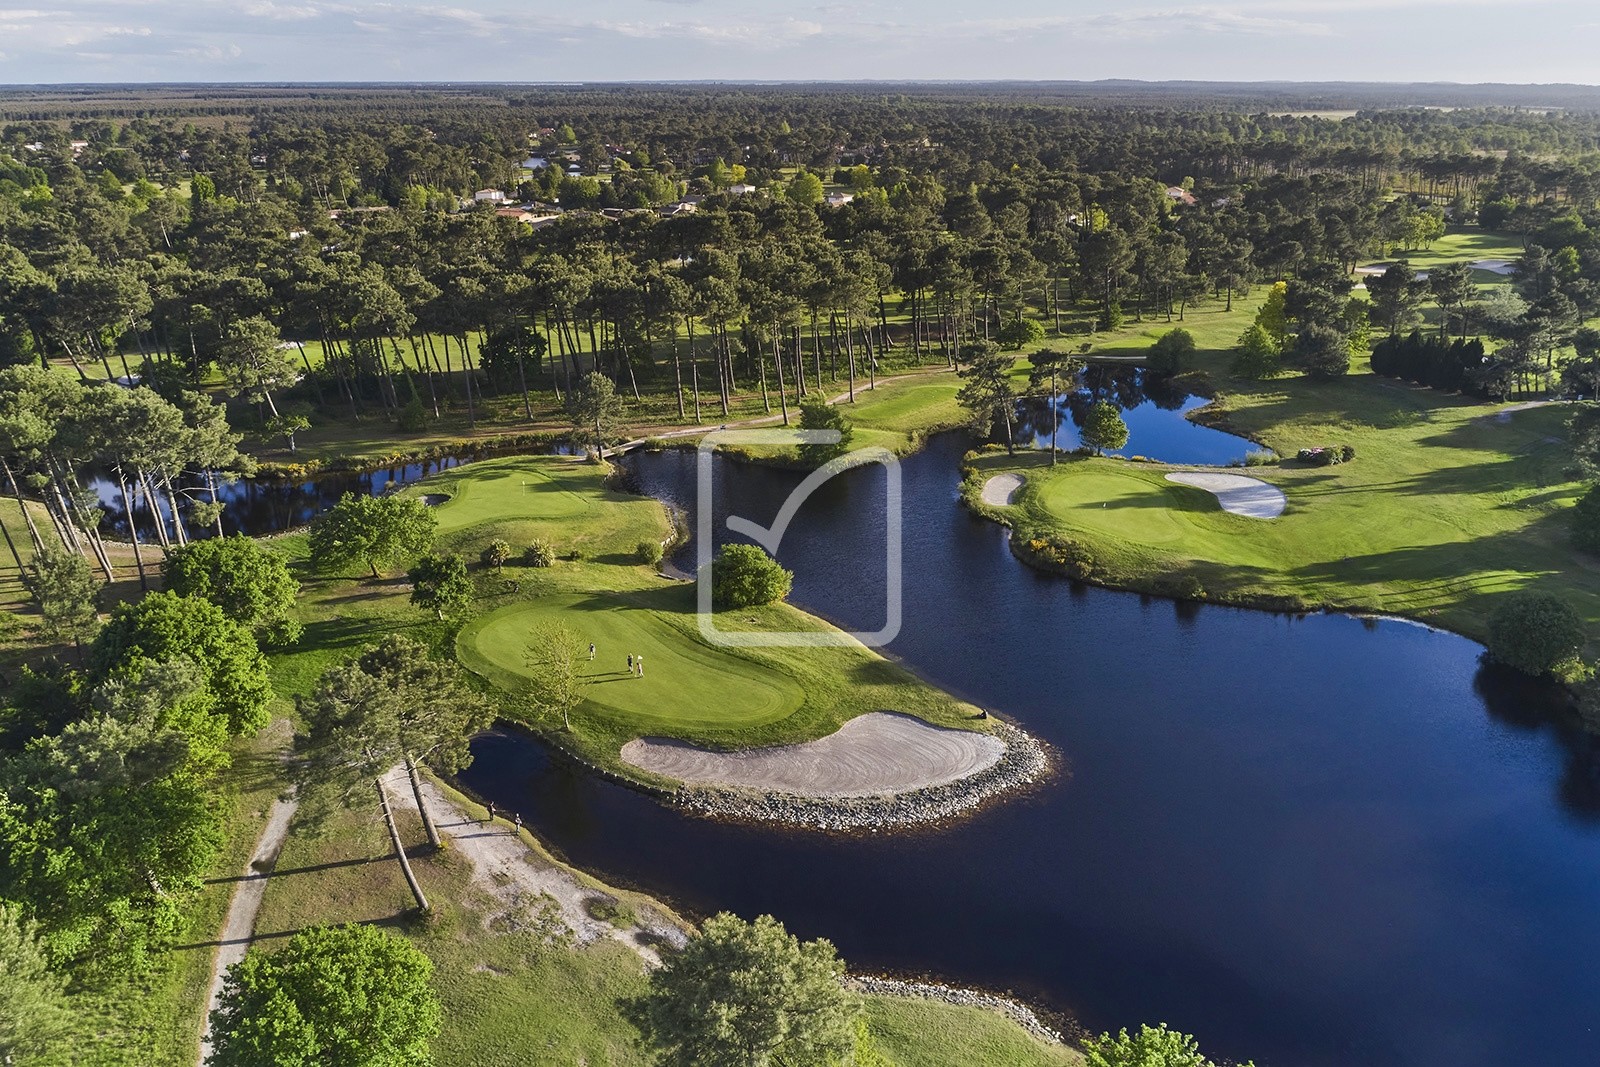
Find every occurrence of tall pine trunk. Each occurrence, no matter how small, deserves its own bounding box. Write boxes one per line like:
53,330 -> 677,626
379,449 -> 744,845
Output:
376,773 -> 429,913
405,755 -> 442,851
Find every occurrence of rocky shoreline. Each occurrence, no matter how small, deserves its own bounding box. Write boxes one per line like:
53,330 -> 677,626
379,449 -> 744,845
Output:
660,719 -> 1051,832
850,975 -> 1066,1046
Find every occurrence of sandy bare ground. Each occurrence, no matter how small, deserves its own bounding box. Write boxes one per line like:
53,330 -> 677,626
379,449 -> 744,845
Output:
1166,471 -> 1286,519
620,712 -> 1005,798
381,767 -> 687,964
981,473 -> 1024,506
197,792 -> 298,1065
1470,259 -> 1515,275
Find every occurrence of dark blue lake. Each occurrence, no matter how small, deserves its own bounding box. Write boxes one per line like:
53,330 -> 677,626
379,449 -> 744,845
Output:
459,433 -> 1600,1067
1020,366 -> 1258,466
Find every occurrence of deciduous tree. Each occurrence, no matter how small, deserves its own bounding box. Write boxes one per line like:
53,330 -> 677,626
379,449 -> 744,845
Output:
207,923 -> 441,1067
308,493 -> 436,579
630,912 -> 860,1067
162,535 -> 300,645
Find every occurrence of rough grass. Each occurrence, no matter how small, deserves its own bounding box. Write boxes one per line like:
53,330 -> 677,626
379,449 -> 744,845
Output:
247,775 -> 1081,1066
865,997 -> 1080,1067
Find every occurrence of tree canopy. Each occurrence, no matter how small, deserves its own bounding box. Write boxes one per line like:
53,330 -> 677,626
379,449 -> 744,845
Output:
208,923 -> 441,1067
630,912 -> 860,1067
308,493 -> 437,579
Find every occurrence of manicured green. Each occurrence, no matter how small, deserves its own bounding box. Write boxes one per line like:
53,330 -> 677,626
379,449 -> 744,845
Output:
458,591 -> 805,732
419,455 -> 667,559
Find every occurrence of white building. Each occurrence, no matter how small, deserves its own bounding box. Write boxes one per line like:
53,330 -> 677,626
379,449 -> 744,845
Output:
824,191 -> 855,207
473,189 -> 507,203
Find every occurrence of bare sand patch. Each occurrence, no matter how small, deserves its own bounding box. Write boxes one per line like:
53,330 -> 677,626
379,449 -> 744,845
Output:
621,712 -> 1005,798
383,766 -> 686,964
981,472 -> 1024,506
1166,471 -> 1286,519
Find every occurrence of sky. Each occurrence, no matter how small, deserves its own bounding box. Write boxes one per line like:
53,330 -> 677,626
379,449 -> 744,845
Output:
0,0 -> 1596,86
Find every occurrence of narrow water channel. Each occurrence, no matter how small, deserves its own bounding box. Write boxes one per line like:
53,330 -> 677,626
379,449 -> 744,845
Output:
459,432 -> 1600,1067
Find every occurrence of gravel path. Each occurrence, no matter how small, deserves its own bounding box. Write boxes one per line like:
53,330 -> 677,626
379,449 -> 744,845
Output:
621,712 -> 1006,798
382,768 -> 687,964
1165,471 -> 1286,519
981,473 -> 1024,506
197,792 -> 298,1065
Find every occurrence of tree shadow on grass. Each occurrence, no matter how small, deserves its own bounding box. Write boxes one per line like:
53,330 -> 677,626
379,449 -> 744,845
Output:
296,614 -> 415,658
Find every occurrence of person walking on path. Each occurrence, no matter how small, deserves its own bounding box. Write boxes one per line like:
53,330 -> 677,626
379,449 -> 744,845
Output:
512,812 -> 522,833
486,801 -> 496,823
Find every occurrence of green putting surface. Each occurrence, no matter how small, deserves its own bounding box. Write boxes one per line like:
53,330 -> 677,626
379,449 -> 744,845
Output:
1034,467 -> 1198,545
430,463 -> 592,532
457,591 -> 806,731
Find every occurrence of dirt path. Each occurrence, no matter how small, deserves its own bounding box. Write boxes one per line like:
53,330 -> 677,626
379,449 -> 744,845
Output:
620,712 -> 1006,798
380,768 -> 687,964
196,792 -> 298,1065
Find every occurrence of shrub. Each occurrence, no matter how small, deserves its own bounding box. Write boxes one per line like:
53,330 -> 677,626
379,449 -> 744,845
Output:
1096,302 -> 1124,332
524,540 -> 556,567
1017,532 -> 1097,580
396,397 -> 429,432
709,544 -> 793,608
1244,449 -> 1277,467
997,318 -> 1045,350
1338,443 -> 1356,462
1486,591 -> 1584,677
1296,446 -> 1344,467
1154,573 -> 1206,601
1230,323 -> 1284,380
480,538 -> 512,572
637,539 -> 664,565
1294,323 -> 1352,379
1146,328 -> 1196,376
1573,484 -> 1600,555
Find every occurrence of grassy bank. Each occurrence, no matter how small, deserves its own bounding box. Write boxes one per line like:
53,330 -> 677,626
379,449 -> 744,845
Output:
967,357 -> 1598,653
249,773 -> 1076,1066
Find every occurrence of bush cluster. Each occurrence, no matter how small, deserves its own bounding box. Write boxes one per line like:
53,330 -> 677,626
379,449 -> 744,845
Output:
1016,532 -> 1097,580
1370,331 -> 1496,397
1296,444 -> 1356,466
1486,590 -> 1584,678
524,540 -> 556,567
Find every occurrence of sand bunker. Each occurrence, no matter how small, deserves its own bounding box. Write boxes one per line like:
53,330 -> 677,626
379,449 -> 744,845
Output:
1166,471 -> 1286,519
620,712 -> 1006,798
981,473 -> 1024,506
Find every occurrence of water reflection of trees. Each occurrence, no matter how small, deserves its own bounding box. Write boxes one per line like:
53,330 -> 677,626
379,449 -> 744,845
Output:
1015,366 -> 1194,442
1475,663 -> 1600,821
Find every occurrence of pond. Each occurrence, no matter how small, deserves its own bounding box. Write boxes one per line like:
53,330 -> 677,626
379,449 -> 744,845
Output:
81,454 -> 472,540
1017,366 -> 1258,466
457,433 -> 1600,1067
